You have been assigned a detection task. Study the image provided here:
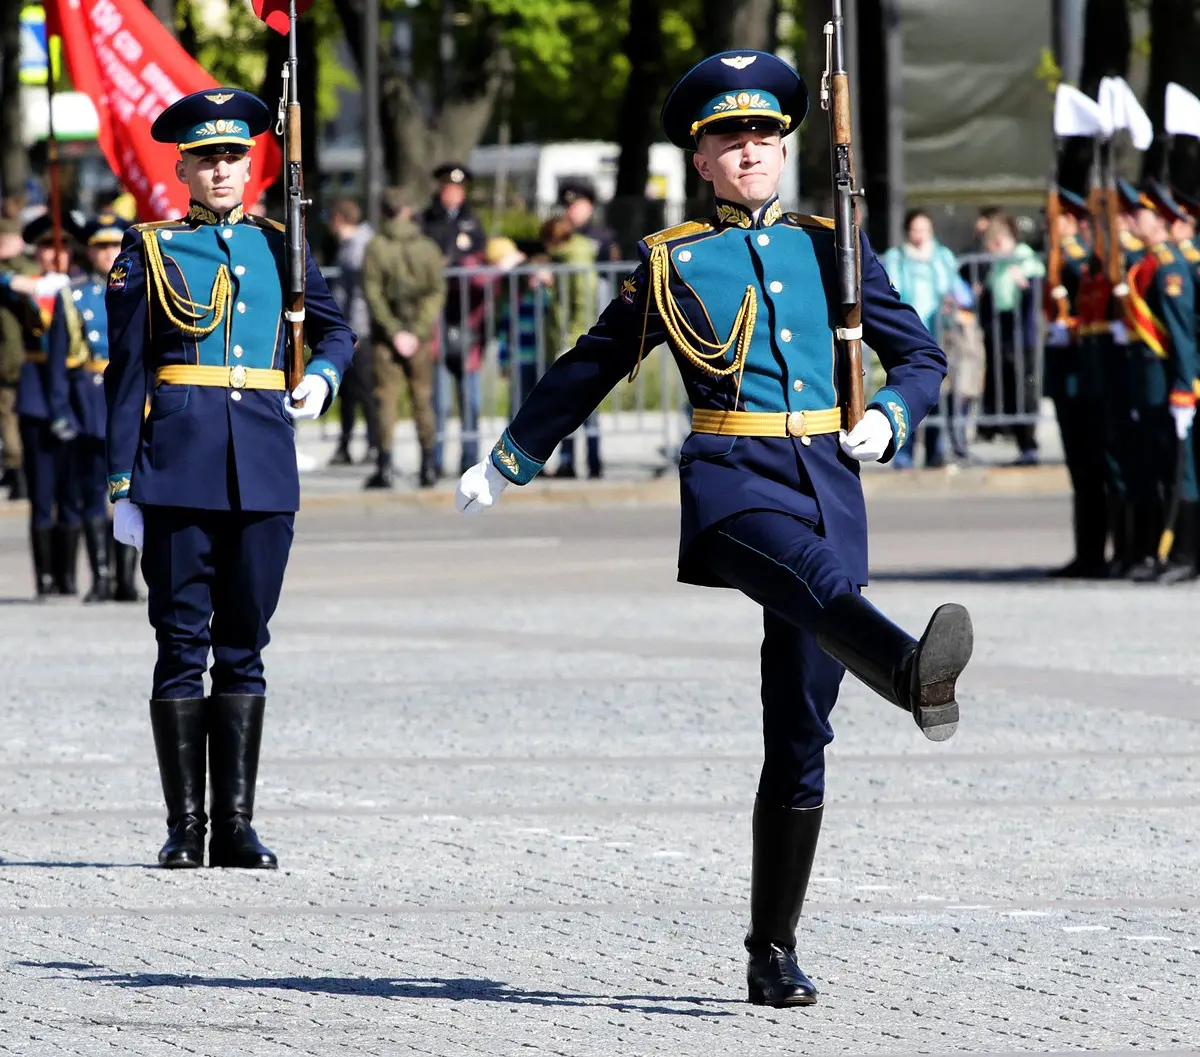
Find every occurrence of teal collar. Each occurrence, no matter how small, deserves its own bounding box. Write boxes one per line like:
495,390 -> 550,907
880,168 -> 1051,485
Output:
185,201 -> 245,226
714,195 -> 784,231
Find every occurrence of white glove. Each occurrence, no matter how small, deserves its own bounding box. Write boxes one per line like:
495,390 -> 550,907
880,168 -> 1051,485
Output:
838,407 -> 894,462
1110,320 -> 1130,346
456,458 -> 510,515
1171,404 -> 1195,441
34,272 -> 71,298
283,375 -> 330,421
113,498 -> 144,551
1044,322 -> 1071,347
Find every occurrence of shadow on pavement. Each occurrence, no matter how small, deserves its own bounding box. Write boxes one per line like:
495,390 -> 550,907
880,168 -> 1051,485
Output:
19,965 -> 742,1017
0,860 -> 154,869
870,566 -> 1066,584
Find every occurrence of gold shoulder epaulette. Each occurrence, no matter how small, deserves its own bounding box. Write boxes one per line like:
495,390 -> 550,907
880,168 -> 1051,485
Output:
1156,245 -> 1176,265
1184,244 -> 1200,264
247,215 -> 285,233
133,219 -> 184,233
1121,231 -> 1145,251
644,219 -> 713,248
786,213 -> 835,231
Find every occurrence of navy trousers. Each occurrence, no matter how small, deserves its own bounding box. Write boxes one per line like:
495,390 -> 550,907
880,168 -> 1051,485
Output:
20,417 -> 60,529
69,437 -> 108,522
141,506 -> 295,700
699,510 -> 855,809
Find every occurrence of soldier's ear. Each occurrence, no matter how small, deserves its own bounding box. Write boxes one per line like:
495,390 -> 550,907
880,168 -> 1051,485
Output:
175,158 -> 187,184
692,149 -> 712,184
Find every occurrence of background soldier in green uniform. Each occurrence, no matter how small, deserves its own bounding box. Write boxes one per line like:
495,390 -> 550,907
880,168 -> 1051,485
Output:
1122,181 -> 1197,583
362,188 -> 446,490
0,216 -> 32,500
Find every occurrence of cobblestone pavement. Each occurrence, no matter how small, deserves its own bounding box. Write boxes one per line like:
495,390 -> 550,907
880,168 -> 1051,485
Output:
0,492 -> 1197,1055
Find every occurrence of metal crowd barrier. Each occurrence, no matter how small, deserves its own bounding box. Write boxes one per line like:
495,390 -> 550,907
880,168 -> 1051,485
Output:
325,250 -> 1047,471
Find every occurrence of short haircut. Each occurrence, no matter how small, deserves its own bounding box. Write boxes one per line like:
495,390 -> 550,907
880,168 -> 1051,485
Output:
540,215 -> 574,248
904,208 -> 932,234
330,198 -> 362,225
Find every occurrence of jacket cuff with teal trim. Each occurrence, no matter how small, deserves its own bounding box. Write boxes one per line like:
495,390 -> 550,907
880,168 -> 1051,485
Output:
868,388 -> 911,465
490,430 -> 544,485
108,472 -> 132,501
305,359 -> 341,409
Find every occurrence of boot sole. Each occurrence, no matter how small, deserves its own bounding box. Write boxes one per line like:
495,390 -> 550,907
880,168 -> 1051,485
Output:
913,603 -> 973,742
747,983 -> 817,1007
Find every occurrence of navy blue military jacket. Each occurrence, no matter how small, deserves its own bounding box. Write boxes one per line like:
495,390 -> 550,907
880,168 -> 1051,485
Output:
490,196 -> 946,587
104,204 -> 356,512
0,272 -> 56,421
48,274 -> 110,439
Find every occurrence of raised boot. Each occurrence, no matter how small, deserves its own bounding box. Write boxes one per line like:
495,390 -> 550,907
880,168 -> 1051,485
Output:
745,801 -> 823,1008
30,526 -> 55,598
363,449 -> 394,490
112,539 -> 142,601
82,516 -> 114,602
149,697 -> 208,868
816,593 -> 972,742
208,694 -> 277,869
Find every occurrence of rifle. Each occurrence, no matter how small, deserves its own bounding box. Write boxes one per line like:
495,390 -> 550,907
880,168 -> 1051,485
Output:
1044,172 -> 1069,326
255,0 -> 314,400
821,0 -> 864,431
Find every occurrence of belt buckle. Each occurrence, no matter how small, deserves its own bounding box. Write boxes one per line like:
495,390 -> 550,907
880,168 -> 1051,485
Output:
786,410 -> 807,438
229,365 -> 247,390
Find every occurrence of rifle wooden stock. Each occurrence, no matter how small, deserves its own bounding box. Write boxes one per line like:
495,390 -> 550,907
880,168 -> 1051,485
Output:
285,100 -> 306,398
825,17 -> 864,431
1044,186 -> 1069,326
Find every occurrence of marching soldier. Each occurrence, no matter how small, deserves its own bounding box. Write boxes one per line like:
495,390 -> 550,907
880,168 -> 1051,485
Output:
456,51 -> 973,1007
1121,181 -> 1197,583
0,215 -> 73,595
1046,188 -> 1107,577
46,213 -> 140,602
105,89 -> 355,868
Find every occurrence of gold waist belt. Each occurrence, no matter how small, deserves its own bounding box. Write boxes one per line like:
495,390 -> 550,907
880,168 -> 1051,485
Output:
155,365 -> 286,391
24,352 -> 47,364
690,407 -> 842,439
1078,322 -> 1113,337
83,360 -> 108,374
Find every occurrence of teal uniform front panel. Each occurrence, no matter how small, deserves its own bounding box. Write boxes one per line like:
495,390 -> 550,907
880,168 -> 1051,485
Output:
153,224 -> 284,370
670,227 -> 837,413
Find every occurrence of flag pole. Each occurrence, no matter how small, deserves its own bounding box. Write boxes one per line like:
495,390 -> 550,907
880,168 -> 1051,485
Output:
45,22 -> 64,262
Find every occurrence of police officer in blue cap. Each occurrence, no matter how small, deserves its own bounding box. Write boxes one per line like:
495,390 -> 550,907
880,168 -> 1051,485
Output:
47,213 -> 140,603
105,88 -> 356,869
456,51 -> 973,1006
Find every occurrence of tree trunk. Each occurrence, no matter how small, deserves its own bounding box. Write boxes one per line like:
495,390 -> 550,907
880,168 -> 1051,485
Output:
147,0 -> 177,38
1144,0 -> 1200,189
1059,0 -> 1129,193
0,0 -> 25,202
612,0 -> 667,249
335,0 -> 506,196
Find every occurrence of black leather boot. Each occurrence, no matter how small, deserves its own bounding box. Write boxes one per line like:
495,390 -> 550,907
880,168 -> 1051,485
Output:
7,467 -> 27,501
816,593 -> 972,741
150,697 -> 208,868
1106,497 -> 1134,578
418,450 -> 437,489
1158,501 -> 1198,585
208,694 -> 277,869
112,539 -> 142,601
30,526 -> 55,598
363,449 -> 394,490
82,516 -> 114,602
53,524 -> 80,596
745,800 -> 823,1008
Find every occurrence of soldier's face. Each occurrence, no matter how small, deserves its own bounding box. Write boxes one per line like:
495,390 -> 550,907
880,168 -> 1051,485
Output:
89,244 -> 121,276
693,129 -> 784,207
1171,216 -> 1195,243
176,151 -> 252,210
1133,207 -> 1164,244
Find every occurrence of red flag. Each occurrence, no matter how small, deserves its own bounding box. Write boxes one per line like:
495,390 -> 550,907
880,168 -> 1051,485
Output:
44,0 -> 281,222
251,0 -> 316,36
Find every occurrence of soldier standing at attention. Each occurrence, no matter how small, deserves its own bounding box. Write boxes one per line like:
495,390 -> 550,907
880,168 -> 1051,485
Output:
47,214 -> 140,602
456,51 -> 973,1007
105,89 -> 355,868
0,215 -> 73,594
1045,189 -> 1107,577
1122,181 -> 1198,583
362,187 -> 446,490
1170,186 -> 1200,572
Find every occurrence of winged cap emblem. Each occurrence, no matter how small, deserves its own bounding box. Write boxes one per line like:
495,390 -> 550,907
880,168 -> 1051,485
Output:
720,55 -> 757,70
205,92 -> 235,105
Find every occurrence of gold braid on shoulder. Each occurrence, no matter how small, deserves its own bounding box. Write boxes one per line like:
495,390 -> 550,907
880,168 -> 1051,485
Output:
631,242 -> 757,405
142,231 -> 231,338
